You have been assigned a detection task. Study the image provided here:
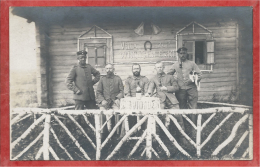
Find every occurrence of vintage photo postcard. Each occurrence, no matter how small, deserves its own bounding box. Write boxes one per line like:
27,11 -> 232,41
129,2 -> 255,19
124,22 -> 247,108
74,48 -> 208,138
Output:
1,1 -> 259,166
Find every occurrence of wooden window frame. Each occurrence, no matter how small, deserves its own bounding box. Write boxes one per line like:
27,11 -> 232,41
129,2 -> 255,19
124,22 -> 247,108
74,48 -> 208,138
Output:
84,43 -> 107,68
183,40 -> 215,71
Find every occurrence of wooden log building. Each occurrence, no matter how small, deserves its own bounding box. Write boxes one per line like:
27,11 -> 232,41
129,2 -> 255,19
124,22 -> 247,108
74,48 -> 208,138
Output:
12,7 -> 253,108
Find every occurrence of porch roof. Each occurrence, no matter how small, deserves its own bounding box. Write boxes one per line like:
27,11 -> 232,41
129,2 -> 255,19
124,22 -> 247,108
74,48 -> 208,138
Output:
11,7 -> 251,26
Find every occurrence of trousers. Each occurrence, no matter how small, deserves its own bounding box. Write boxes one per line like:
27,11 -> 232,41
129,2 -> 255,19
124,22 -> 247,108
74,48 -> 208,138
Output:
176,87 -> 198,137
160,97 -> 185,131
74,100 -> 97,110
99,102 -> 120,133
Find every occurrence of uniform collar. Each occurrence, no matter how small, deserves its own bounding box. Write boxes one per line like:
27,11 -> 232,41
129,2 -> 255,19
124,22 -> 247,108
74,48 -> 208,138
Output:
106,73 -> 115,78
79,63 -> 88,68
157,72 -> 166,77
132,75 -> 142,80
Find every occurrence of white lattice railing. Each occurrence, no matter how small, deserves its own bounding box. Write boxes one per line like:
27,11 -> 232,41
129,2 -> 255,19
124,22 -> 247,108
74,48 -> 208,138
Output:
11,105 -> 252,160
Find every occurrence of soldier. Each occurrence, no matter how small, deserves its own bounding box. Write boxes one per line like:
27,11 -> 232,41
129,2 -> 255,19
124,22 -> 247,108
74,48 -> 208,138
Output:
66,50 -> 100,110
96,64 -> 124,132
123,63 -> 149,133
168,47 -> 202,138
124,63 -> 149,97
147,61 -> 186,143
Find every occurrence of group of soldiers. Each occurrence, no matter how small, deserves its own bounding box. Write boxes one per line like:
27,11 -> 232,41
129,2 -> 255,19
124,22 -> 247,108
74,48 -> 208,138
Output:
65,47 -> 202,141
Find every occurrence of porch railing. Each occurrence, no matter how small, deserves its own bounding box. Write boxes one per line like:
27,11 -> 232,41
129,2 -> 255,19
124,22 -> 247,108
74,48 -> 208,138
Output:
11,105 -> 252,160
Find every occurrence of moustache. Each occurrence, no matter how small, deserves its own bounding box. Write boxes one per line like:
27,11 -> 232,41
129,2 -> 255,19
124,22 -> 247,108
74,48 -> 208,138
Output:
107,71 -> 114,75
133,71 -> 140,76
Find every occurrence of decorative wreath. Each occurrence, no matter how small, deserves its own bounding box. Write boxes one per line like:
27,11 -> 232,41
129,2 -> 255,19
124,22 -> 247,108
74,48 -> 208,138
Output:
144,41 -> 152,50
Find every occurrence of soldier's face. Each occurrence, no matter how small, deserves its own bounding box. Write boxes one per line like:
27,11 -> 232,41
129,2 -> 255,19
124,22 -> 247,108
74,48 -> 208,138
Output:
106,64 -> 114,74
155,63 -> 164,74
77,55 -> 86,65
132,65 -> 141,76
178,50 -> 187,62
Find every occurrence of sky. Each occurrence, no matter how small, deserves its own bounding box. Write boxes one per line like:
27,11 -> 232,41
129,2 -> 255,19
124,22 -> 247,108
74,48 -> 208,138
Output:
10,11 -> 37,72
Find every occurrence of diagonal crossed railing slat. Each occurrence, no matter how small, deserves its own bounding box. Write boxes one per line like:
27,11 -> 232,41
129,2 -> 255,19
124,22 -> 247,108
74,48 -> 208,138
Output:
11,104 -> 252,160
212,114 -> 249,156
53,115 -> 91,160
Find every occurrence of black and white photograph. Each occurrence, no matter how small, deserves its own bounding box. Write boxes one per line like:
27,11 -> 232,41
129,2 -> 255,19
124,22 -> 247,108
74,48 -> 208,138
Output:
10,7 -> 253,160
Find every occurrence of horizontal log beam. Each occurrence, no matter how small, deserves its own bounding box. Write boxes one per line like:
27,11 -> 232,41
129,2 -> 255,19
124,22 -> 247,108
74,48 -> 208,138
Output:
12,107 -> 249,115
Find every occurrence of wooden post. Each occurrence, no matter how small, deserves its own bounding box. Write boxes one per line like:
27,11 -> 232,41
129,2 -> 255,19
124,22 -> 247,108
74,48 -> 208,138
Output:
33,113 -> 36,122
150,116 -> 156,134
137,115 -> 141,131
236,23 -> 240,100
248,113 -> 253,160
43,114 -> 51,160
95,114 -> 101,160
146,115 -> 152,159
35,23 -> 50,108
116,114 -> 120,134
196,114 -> 202,158
125,116 -> 130,133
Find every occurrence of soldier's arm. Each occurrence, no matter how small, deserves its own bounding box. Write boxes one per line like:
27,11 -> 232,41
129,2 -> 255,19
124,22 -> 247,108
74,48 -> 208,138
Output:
147,78 -> 155,95
193,62 -> 202,81
167,75 -> 179,93
91,66 -> 101,85
124,78 -> 131,97
96,78 -> 105,104
65,66 -> 80,93
143,77 -> 150,94
116,77 -> 124,99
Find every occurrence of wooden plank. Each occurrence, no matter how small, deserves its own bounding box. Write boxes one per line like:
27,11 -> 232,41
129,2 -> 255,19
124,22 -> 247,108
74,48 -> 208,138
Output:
200,86 -> 234,92
200,81 -> 236,88
201,76 -> 236,83
202,72 -> 236,78
48,38 -> 235,50
213,63 -> 236,69
51,67 -> 237,76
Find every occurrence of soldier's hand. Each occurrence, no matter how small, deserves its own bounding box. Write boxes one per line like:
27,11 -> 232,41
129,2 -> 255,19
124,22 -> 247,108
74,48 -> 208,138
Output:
144,93 -> 150,97
101,100 -> 108,106
114,99 -> 120,106
160,86 -> 168,91
76,90 -> 82,95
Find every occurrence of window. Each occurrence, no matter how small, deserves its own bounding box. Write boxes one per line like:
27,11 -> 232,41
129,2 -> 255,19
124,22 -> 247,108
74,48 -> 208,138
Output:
78,25 -> 113,69
84,43 -> 106,68
183,40 -> 215,70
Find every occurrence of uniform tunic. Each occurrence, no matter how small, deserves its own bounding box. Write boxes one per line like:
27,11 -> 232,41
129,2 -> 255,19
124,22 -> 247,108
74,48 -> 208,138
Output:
66,63 -> 100,101
168,60 -> 202,131
124,75 -> 149,97
148,72 -> 179,105
96,74 -> 124,104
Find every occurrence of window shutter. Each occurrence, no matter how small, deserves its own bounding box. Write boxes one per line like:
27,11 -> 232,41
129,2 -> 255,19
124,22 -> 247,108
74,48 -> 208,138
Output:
206,41 -> 215,64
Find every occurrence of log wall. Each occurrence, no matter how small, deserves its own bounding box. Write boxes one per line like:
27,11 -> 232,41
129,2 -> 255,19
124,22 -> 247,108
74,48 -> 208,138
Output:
47,20 -> 238,107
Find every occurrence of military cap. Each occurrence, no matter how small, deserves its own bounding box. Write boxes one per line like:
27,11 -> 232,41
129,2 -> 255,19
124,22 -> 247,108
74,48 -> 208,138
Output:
177,47 -> 188,53
77,50 -> 87,56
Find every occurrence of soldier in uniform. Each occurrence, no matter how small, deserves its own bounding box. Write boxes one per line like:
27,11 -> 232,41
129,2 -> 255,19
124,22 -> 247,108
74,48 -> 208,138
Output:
96,64 -> 124,132
65,50 -> 100,110
124,63 -> 149,132
168,47 -> 202,138
147,61 -> 186,143
124,63 -> 149,97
